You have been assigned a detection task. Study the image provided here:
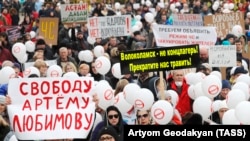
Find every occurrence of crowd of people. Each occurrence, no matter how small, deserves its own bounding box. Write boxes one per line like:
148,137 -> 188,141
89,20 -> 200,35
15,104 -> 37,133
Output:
0,0 -> 250,140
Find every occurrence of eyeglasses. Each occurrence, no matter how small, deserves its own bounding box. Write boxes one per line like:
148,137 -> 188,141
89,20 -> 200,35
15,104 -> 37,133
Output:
99,136 -> 114,141
108,114 -> 119,119
137,114 -> 148,119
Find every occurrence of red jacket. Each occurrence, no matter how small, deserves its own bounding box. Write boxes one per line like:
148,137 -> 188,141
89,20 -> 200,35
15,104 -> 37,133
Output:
168,79 -> 193,117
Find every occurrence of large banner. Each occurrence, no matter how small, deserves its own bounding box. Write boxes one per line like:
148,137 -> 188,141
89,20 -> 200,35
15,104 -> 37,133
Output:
209,45 -> 236,67
152,24 -> 217,47
88,15 -> 131,38
173,14 -> 203,26
39,18 -> 59,45
7,77 -> 96,140
61,3 -> 88,23
204,12 -> 245,38
119,44 -> 200,74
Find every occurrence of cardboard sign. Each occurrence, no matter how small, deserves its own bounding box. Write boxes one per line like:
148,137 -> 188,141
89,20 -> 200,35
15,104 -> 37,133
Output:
39,18 -> 59,45
152,24 -> 217,47
173,14 -> 203,26
204,12 -> 245,38
7,77 -> 95,140
87,15 -> 131,38
6,27 -> 21,42
61,3 -> 88,23
209,45 -> 237,67
119,44 -> 200,74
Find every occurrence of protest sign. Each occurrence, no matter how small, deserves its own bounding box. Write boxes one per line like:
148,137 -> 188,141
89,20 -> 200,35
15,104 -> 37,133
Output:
209,45 -> 236,67
152,24 -> 217,47
173,14 -> 203,26
61,3 -> 88,23
7,77 -> 96,140
204,12 -> 245,38
119,44 -> 200,74
39,18 -> 59,45
6,27 -> 21,42
88,15 -> 131,38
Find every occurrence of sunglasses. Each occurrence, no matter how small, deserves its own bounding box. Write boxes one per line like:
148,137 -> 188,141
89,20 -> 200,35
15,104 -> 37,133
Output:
108,114 -> 119,119
137,114 -> 148,119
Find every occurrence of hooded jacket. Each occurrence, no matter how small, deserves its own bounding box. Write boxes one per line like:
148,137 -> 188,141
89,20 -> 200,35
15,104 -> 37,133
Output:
90,105 -> 127,141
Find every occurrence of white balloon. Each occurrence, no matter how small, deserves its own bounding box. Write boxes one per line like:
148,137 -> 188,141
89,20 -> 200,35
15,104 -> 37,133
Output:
25,40 -> 35,52
135,21 -> 143,29
95,81 -> 114,110
114,92 -> 133,115
210,71 -> 222,80
132,25 -> 140,33
18,53 -> 28,64
222,109 -> 240,125
232,82 -> 249,100
78,50 -> 85,61
212,3 -> 219,11
111,63 -> 124,79
63,72 -> 79,78
201,74 -> 222,99
114,2 -> 120,10
23,66 -> 40,77
145,0 -> 151,7
95,56 -> 111,75
229,3 -> 234,10
30,31 -> 36,39
166,90 -> 179,107
144,12 -> 154,23
193,82 -> 205,99
151,100 -> 174,125
187,84 -> 196,100
46,65 -> 63,77
82,50 -> 94,63
12,42 -> 26,60
211,100 -> 222,112
141,0 -> 145,5
236,74 -> 250,87
185,72 -> 196,85
226,89 -> 246,109
223,3 -> 229,9
0,66 -> 16,84
123,83 -> 141,105
93,45 -> 104,57
87,36 -> 95,45
235,101 -> 250,124
232,25 -> 243,37
134,88 -> 154,110
135,15 -> 142,21
193,96 -> 212,120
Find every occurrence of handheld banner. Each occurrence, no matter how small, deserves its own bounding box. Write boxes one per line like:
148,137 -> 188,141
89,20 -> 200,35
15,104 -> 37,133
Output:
152,24 -> 217,47
204,12 -> 245,39
119,44 -> 200,74
60,3 -> 88,23
39,18 -> 59,45
209,45 -> 236,67
88,15 -> 131,38
173,14 -> 203,26
7,77 -> 95,140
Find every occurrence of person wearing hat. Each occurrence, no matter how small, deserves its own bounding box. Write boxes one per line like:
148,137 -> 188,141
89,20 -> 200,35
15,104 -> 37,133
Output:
34,38 -> 54,60
127,31 -> 146,51
231,66 -> 248,85
28,47 -> 47,62
74,30 -> 91,53
209,100 -> 229,124
97,126 -> 119,141
214,80 -> 231,100
90,105 -> 127,141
